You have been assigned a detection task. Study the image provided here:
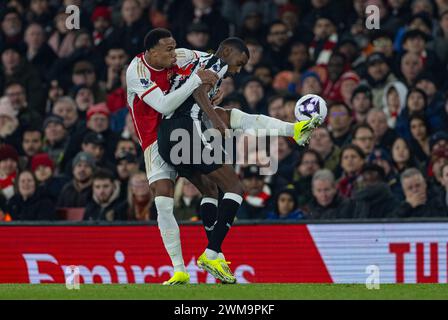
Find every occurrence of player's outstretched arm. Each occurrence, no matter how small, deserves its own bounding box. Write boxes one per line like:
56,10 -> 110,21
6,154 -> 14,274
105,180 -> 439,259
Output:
139,70 -> 218,116
193,85 -> 228,136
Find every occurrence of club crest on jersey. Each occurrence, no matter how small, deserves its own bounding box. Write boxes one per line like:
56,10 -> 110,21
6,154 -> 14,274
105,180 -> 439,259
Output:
140,78 -> 150,88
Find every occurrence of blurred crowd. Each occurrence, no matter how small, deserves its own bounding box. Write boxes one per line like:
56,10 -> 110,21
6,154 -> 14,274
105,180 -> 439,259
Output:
0,0 -> 448,222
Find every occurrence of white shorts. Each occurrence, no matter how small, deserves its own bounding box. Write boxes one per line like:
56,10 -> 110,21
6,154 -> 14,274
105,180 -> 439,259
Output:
144,141 -> 177,185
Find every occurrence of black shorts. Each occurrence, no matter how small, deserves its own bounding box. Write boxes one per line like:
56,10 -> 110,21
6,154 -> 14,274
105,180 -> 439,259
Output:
157,117 -> 226,178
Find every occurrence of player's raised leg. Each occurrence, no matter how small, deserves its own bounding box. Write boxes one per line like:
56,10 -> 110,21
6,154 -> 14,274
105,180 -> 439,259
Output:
214,107 -> 322,146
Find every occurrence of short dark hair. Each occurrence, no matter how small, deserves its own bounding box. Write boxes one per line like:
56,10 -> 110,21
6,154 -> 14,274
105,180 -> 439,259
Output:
144,28 -> 172,51
92,168 -> 115,183
218,37 -> 250,59
340,144 -> 365,161
298,149 -> 324,168
352,124 -> 374,139
328,101 -> 352,115
23,127 -> 42,137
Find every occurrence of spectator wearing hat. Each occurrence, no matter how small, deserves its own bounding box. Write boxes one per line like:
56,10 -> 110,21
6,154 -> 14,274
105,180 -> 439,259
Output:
23,23 -> 57,80
266,186 -> 306,220
0,8 -> 23,49
186,22 -> 210,52
352,163 -> 401,218
237,165 -> 272,220
309,127 -> 341,176
7,169 -> 56,221
339,71 -> 361,107
237,1 -> 267,45
1,45 -> 45,115
81,131 -> 115,174
309,14 -> 338,67
381,81 -> 408,128
366,108 -> 398,150
0,96 -> 20,147
20,127 -> 43,169
104,0 -> 151,58
368,148 -> 403,201
72,85 -> 94,117
362,52 -> 397,109
370,31 -> 396,66
396,168 -> 447,218
31,152 -> 67,202
115,151 -> 139,201
84,168 -> 125,221
91,6 -> 113,49
42,114 -> 68,170
57,151 -> 95,210
0,144 -> 19,200
4,82 -> 42,128
351,84 -> 373,124
292,149 -> 323,210
308,169 -> 355,219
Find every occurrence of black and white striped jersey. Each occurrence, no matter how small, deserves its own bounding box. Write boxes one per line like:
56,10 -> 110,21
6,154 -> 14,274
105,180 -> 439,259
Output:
164,51 -> 228,120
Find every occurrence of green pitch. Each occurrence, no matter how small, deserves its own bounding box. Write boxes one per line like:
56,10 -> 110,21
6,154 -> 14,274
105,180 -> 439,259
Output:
0,284 -> 447,300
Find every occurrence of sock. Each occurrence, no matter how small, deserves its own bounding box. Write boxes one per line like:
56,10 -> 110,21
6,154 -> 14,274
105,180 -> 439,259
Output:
155,196 -> 186,273
200,197 -> 218,242
207,193 -> 243,254
230,108 -> 294,137
205,248 -> 218,260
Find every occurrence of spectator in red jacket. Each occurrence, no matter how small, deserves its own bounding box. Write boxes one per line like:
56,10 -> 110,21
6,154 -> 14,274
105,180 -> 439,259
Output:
0,144 -> 19,200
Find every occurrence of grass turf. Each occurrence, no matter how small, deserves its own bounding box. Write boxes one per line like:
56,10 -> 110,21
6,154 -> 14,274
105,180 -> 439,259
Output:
0,284 -> 447,300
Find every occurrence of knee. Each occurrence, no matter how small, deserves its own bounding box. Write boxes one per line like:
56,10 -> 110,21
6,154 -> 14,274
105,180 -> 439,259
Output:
150,180 -> 174,198
201,180 -> 219,199
228,180 -> 244,196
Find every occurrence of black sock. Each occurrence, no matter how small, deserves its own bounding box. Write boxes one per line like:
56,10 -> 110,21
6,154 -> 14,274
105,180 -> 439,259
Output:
207,193 -> 242,253
200,199 -> 218,242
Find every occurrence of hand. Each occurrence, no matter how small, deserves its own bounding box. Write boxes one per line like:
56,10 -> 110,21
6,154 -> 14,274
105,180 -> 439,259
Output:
209,113 -> 229,137
211,89 -> 224,106
196,69 -> 219,87
406,192 -> 427,208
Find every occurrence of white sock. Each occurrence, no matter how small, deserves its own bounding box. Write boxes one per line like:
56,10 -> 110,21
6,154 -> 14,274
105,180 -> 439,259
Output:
205,248 -> 218,260
218,252 -> 226,260
155,196 -> 186,273
230,108 -> 294,137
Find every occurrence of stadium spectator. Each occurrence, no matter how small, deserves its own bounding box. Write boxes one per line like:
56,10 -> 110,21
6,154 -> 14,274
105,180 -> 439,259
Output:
351,84 -> 373,124
321,52 -> 347,103
338,144 -> 365,198
24,23 -> 57,79
297,70 -> 323,96
433,10 -> 448,67
292,149 -> 323,210
20,127 -> 43,169
237,1 -> 266,45
309,14 -> 338,67
264,21 -> 291,72
173,177 -> 202,221
399,51 -> 423,87
351,124 -> 375,158
81,132 -> 115,174
266,186 -> 305,220
0,8 -> 23,49
102,46 -> 128,94
52,96 -> 80,133
362,52 -> 397,109
31,152 -> 66,202
115,152 -> 139,200
84,168 -> 124,221
72,84 -> 94,116
237,165 -> 272,220
381,81 -> 408,128
90,6 -> 113,50
48,9 -> 76,58
42,114 -> 67,170
7,169 -> 56,221
396,87 -> 429,141
0,96 -> 20,148
408,113 -> 431,164
440,162 -> 448,210
242,77 -> 266,114
57,151 -> 94,210
309,127 -> 341,175
0,144 -> 18,200
4,82 -> 42,127
327,102 -> 353,147
352,163 -> 401,219
267,95 -> 285,121
26,0 -> 54,32
366,108 -> 398,150
391,137 -> 420,174
309,169 -> 354,219
185,22 -> 210,52
396,168 -> 447,217
115,171 -> 155,221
